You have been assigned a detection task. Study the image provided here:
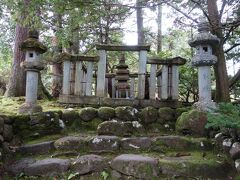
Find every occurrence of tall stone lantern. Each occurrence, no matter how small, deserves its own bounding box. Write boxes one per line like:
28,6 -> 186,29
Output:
189,18 -> 220,111
19,30 -> 47,114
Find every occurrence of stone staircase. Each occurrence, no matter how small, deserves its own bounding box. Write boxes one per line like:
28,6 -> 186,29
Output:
3,133 -> 235,179
1,106 -> 238,179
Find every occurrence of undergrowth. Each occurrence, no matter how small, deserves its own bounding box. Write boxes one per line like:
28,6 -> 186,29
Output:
206,103 -> 240,130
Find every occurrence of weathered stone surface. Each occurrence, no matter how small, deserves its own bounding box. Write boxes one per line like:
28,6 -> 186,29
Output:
7,158 -> 36,175
29,111 -> 63,136
0,134 -> 3,144
158,107 -> 175,124
138,106 -> 158,124
175,107 -> 191,119
24,158 -> 70,176
3,124 -> 13,142
98,107 -> 115,120
175,110 -> 207,137
17,141 -> 55,155
120,137 -> 152,151
115,106 -> 138,121
0,117 -> 4,133
62,109 -> 80,126
235,159 -> 240,173
54,136 -> 87,151
222,138 -> 233,152
79,107 -> 97,121
97,120 -> 133,136
71,154 -> 108,174
131,121 -> 145,134
3,116 -> 13,124
230,142 -> 240,160
88,136 -> 120,152
159,156 -> 232,178
111,154 -> 159,179
151,136 -> 211,152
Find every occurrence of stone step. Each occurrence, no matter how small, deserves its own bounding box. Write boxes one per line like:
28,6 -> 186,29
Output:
5,152 -> 235,179
15,135 -> 213,156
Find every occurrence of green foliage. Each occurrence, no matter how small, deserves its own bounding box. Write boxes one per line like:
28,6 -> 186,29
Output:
101,171 -> 109,180
206,103 -> 240,130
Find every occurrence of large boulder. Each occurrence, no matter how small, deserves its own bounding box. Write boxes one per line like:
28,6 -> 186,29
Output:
7,158 -> 36,175
175,110 -> 207,137
17,141 -> 55,155
62,109 -> 80,126
54,136 -> 87,151
98,107 -> 115,120
111,154 -> 159,179
138,107 -> 158,124
24,158 -> 70,176
97,120 -> 133,136
3,124 -> 13,142
115,106 -> 138,121
158,107 -> 175,124
0,116 -> 4,133
230,142 -> 240,160
88,135 -> 120,152
29,112 -> 63,136
71,154 -> 108,174
120,137 -> 152,151
79,107 -> 97,121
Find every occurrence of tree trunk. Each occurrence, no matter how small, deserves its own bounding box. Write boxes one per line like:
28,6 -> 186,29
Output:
157,1 -> 162,53
4,24 -> 28,97
207,0 -> 230,102
136,0 -> 145,45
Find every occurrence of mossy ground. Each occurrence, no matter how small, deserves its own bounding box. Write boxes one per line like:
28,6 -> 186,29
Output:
0,96 -> 66,116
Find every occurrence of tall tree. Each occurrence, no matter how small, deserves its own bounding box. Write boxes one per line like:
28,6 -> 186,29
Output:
136,0 -> 145,44
207,0 -> 230,102
4,0 -> 29,97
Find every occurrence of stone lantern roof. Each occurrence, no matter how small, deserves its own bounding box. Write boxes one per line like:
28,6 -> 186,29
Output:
189,18 -> 220,47
20,30 -> 47,54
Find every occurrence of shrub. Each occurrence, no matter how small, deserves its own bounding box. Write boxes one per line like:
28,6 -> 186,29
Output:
205,103 -> 240,130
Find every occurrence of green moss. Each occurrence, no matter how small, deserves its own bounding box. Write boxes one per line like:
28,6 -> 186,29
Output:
98,107 -> 115,120
158,107 -> 175,124
79,107 -> 97,121
139,106 -> 158,124
24,134 -> 64,145
175,109 -> 207,137
175,107 -> 192,119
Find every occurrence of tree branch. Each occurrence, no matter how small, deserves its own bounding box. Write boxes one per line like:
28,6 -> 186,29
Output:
229,69 -> 240,88
225,43 -> 240,53
163,1 -> 198,23
219,0 -> 227,18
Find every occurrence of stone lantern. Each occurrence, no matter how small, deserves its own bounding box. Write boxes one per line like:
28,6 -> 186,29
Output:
189,18 -> 220,111
19,30 -> 47,114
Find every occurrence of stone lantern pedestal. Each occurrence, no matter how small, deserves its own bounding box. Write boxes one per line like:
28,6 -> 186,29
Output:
189,18 -> 220,112
19,30 -> 47,114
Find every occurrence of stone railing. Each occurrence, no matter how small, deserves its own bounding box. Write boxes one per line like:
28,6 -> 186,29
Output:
59,45 -> 186,107
148,57 -> 186,100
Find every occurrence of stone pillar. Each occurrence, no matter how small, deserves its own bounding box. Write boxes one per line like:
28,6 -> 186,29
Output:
74,61 -> 83,96
19,30 -> 47,114
111,77 -> 116,98
171,65 -> 179,100
161,65 -> 168,100
138,50 -> 147,99
157,75 -> 161,99
62,60 -> 71,95
189,17 -> 220,111
198,66 -> 211,102
130,77 -> 135,99
149,64 -> 157,99
96,50 -> 107,97
86,61 -> 93,96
